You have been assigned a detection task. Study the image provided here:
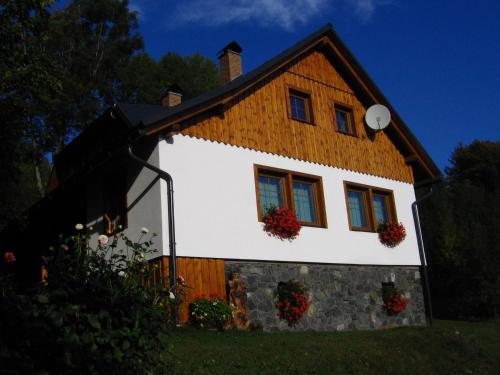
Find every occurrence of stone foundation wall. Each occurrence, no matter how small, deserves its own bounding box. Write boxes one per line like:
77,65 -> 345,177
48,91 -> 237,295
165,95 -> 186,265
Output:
225,261 -> 426,331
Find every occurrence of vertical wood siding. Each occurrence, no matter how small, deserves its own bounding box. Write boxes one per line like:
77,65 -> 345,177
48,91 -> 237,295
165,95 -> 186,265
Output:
150,256 -> 226,323
181,50 -> 414,183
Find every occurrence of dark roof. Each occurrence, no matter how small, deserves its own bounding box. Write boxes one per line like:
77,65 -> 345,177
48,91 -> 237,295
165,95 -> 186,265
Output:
113,23 -> 440,178
115,102 -> 170,128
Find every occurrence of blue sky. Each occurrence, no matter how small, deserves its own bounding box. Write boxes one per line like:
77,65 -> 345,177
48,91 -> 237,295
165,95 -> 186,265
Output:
130,0 -> 500,171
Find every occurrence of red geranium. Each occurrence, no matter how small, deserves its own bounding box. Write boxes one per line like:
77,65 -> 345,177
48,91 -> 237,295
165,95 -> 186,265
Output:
378,221 -> 406,248
3,252 -> 16,264
263,207 -> 301,241
383,292 -> 410,315
276,280 -> 311,327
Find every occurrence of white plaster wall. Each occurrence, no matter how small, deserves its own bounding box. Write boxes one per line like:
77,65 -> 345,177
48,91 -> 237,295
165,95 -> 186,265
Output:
158,135 -> 421,265
87,141 -> 164,259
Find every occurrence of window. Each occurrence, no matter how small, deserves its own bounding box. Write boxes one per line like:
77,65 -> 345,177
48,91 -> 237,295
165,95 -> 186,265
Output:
334,104 -> 355,135
255,165 -> 327,227
344,182 -> 396,232
288,88 -> 313,123
103,171 -> 127,235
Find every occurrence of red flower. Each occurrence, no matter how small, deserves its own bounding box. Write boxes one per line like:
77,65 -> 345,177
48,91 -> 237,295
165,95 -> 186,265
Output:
262,207 -> 301,241
176,275 -> 186,286
378,222 -> 406,248
3,252 -> 16,264
275,281 -> 311,326
383,292 -> 410,315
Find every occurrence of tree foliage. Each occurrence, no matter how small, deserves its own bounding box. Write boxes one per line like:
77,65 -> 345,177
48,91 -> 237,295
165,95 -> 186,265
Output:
420,140 -> 500,319
116,51 -> 219,104
0,0 -> 58,227
40,0 -> 144,155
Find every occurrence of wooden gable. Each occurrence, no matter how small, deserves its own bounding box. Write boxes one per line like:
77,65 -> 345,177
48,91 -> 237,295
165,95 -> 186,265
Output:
180,48 -> 414,183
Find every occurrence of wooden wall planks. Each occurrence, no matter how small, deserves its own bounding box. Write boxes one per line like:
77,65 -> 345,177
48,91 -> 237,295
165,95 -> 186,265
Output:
151,256 -> 227,323
181,50 -> 414,183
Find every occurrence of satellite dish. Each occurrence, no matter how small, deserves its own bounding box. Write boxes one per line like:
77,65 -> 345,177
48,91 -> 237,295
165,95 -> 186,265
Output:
365,104 -> 391,131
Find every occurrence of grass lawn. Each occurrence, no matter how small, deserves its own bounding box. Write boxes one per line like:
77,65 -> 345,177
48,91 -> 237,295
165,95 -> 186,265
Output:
168,320 -> 500,374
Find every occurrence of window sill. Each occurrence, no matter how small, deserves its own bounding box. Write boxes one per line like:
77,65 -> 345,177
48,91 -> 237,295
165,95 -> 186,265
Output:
258,219 -> 327,229
336,130 -> 358,138
300,222 -> 328,229
289,116 -> 315,126
349,226 -> 376,233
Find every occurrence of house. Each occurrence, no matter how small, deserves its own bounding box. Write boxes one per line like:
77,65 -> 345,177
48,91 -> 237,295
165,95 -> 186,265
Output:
3,24 -> 440,330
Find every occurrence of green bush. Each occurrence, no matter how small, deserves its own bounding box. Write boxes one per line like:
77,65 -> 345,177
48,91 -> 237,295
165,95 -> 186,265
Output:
0,227 -> 172,374
188,294 -> 233,330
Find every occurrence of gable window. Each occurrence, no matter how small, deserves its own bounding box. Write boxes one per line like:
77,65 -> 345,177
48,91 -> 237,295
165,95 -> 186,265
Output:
288,88 -> 313,123
255,165 -> 327,227
334,104 -> 355,135
344,182 -> 396,232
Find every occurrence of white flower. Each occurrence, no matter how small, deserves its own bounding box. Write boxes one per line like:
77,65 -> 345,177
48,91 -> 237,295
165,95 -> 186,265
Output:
118,271 -> 126,277
169,292 -> 176,300
75,223 -> 84,230
97,234 -> 109,245
141,227 -> 149,234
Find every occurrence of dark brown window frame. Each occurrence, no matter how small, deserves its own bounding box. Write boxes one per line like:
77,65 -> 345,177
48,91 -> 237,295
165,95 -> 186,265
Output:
286,86 -> 315,125
254,164 -> 327,228
333,102 -> 356,136
343,181 -> 397,232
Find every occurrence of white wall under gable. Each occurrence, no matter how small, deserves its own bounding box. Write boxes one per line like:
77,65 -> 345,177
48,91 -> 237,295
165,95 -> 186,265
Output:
87,140 -> 164,259
158,135 -> 421,266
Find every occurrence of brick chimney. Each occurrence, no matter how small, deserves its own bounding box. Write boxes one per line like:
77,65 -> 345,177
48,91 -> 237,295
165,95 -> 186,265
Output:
161,85 -> 183,107
217,41 -> 243,85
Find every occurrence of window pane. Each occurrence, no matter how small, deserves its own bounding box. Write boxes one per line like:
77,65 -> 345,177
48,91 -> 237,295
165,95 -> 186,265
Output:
336,110 -> 349,133
373,195 -> 388,225
290,95 -> 306,121
348,190 -> 367,227
259,175 -> 283,213
293,181 -> 316,223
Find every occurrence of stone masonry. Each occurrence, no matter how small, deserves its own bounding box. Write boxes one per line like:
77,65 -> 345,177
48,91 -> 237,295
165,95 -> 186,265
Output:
225,261 -> 427,331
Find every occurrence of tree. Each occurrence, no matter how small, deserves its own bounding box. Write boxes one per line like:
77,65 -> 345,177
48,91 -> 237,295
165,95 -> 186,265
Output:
158,52 -> 219,99
115,52 -> 163,105
420,140 -> 500,319
116,51 -> 220,104
0,0 -> 59,226
40,0 -> 143,156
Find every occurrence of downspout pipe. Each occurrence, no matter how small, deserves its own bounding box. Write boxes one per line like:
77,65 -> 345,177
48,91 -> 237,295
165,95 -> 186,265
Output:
127,145 -> 179,325
411,179 -> 440,327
